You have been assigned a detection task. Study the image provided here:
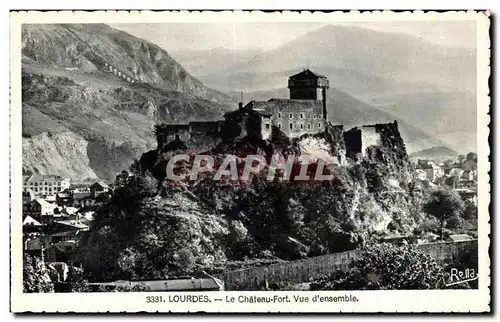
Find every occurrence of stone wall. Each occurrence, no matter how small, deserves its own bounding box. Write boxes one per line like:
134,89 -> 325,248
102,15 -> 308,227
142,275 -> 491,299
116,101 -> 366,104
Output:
248,99 -> 326,138
361,126 -> 382,156
343,121 -> 405,162
216,240 -> 478,290
103,62 -> 140,84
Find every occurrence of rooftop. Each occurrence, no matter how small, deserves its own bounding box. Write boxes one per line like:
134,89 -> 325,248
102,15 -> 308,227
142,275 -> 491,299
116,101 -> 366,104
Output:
88,276 -> 224,291
25,174 -> 69,182
447,234 -> 473,242
91,181 -> 111,189
289,69 -> 327,80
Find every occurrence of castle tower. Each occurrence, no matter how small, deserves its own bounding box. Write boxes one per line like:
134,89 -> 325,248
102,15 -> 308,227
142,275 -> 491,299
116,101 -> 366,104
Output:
288,69 -> 329,120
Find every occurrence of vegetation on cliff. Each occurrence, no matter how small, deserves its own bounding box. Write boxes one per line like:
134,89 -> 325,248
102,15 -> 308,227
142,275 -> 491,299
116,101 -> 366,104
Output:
73,122 -> 461,282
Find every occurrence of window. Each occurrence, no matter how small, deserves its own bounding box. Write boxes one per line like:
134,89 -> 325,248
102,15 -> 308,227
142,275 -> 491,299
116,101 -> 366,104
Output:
278,112 -> 282,119
265,123 -> 270,130
300,113 -> 304,119
308,124 -> 312,130
318,123 -> 322,129
289,113 -> 293,119
313,115 -> 317,119
289,123 -> 293,130
308,114 -> 311,119
300,124 -> 304,130
278,123 -> 282,130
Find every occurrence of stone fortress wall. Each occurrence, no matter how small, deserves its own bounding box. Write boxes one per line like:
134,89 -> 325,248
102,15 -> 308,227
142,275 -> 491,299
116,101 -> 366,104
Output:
216,240 -> 478,290
251,99 -> 326,138
103,62 -> 140,84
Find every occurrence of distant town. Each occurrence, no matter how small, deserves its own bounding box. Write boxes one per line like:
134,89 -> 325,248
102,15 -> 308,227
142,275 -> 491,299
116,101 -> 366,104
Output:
22,172 -> 127,280
412,152 -> 478,207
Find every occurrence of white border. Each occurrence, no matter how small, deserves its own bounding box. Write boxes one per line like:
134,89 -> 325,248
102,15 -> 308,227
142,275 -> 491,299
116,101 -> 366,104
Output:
9,10 -> 491,313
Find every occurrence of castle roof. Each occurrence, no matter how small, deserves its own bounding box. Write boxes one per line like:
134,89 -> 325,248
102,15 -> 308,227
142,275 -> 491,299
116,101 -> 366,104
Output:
289,69 -> 327,80
224,104 -> 273,118
252,99 -> 323,112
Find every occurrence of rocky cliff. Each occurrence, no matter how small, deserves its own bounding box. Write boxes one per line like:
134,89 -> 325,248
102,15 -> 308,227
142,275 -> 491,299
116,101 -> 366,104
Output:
85,121 -> 414,277
22,131 -> 98,180
21,24 -> 235,182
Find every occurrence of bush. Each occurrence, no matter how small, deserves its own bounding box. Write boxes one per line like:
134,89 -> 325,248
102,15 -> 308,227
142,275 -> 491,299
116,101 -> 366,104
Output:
23,254 -> 54,293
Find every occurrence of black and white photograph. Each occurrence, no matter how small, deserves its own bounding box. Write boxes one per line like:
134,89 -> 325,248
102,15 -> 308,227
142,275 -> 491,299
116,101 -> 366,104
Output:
10,10 -> 490,313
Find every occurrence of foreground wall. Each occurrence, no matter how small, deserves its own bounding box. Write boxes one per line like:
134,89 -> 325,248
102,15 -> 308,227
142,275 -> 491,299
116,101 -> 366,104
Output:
216,240 -> 478,290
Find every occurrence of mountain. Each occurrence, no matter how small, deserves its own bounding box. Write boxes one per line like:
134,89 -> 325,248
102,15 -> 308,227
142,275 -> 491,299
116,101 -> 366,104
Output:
176,24 -> 477,153
200,25 -> 475,93
170,47 -> 263,77
229,87 -> 447,153
21,24 -> 235,182
409,146 -> 459,162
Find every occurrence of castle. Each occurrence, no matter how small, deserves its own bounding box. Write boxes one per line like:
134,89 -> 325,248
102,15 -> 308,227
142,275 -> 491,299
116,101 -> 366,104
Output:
153,68 -> 404,166
155,69 -> 330,150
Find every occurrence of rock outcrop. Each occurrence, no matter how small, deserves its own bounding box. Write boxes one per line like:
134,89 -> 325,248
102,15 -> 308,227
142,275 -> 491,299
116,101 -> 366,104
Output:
22,132 -> 98,180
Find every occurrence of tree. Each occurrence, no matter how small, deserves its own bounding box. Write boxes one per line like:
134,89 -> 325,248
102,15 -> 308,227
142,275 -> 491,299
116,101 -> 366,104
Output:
423,187 -> 465,239
23,254 -> 54,293
466,152 -> 477,163
310,244 -> 446,290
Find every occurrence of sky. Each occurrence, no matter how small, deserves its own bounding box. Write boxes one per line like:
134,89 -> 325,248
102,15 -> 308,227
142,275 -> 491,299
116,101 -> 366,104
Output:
110,21 -> 476,52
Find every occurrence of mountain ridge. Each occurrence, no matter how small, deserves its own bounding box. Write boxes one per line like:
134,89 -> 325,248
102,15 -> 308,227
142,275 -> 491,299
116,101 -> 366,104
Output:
21,23 -> 236,181
409,146 -> 459,161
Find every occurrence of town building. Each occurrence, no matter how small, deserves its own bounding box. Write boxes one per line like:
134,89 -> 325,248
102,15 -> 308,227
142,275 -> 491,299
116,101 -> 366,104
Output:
456,180 -> 477,190
444,167 -> 464,179
23,174 -> 70,196
461,169 -> 477,181
154,69 -> 330,148
23,215 -> 42,227
414,169 -> 427,181
22,190 -> 35,205
455,188 -> 478,206
72,191 -> 95,208
56,192 -> 73,206
24,198 -> 58,224
421,163 -> 444,182
89,181 -> 112,197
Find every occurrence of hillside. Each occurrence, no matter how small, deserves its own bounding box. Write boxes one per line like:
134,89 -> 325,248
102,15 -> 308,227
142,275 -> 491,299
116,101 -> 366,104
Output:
409,146 -> 459,162
21,24 -> 235,181
79,122 -> 421,281
229,87 -> 447,153
22,24 -> 233,104
170,47 -> 263,77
